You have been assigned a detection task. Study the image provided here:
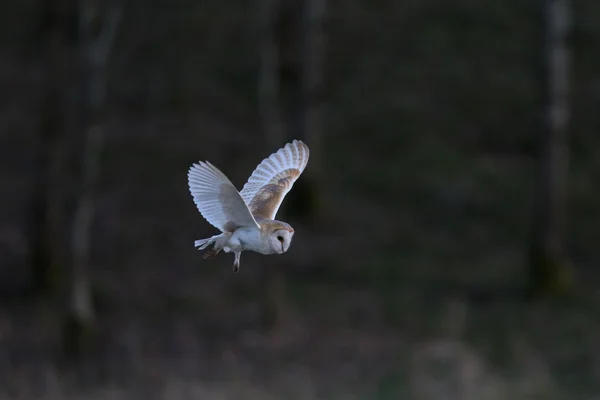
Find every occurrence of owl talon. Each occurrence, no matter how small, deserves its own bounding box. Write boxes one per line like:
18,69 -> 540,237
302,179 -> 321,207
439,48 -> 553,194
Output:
203,247 -> 220,260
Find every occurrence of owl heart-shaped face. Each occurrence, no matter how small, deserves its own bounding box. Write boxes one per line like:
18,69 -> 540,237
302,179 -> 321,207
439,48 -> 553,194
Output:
269,228 -> 294,254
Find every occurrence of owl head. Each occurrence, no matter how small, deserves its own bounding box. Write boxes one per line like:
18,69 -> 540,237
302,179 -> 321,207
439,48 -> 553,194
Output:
267,223 -> 294,254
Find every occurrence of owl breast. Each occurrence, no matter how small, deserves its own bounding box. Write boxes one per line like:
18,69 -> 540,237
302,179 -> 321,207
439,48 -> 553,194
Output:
229,226 -> 274,255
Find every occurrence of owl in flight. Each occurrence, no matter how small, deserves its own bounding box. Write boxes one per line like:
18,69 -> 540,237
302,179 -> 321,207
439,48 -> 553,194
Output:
187,140 -> 310,273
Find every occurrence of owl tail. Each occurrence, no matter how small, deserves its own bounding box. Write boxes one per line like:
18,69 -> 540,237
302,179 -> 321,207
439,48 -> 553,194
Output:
194,232 -> 231,250
194,235 -> 219,250
195,233 -> 230,260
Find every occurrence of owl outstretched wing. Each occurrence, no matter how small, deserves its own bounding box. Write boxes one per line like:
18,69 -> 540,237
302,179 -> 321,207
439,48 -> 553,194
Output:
239,139 -> 310,220
188,161 -> 260,232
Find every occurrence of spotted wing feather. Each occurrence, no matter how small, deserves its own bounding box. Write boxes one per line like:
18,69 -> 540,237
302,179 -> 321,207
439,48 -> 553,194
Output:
240,140 -> 310,220
188,161 -> 260,232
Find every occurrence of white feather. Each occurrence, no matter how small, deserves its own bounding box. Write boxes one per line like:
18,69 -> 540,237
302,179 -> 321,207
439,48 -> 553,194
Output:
239,139 -> 310,207
188,161 -> 259,232
194,235 -> 219,250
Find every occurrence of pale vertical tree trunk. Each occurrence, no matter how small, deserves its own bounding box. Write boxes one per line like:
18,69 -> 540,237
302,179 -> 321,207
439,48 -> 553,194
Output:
63,0 -> 120,356
528,0 -> 572,298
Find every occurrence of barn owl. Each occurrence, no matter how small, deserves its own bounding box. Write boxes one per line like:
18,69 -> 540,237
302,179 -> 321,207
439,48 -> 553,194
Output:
187,140 -> 310,273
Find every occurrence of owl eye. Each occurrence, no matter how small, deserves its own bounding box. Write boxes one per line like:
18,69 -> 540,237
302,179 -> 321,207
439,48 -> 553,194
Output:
277,235 -> 284,242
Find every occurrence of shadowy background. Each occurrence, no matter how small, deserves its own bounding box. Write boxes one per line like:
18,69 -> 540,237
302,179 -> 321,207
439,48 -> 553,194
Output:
0,0 -> 599,398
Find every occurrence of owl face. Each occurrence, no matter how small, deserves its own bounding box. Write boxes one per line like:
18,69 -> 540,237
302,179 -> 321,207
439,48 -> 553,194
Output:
269,228 -> 294,254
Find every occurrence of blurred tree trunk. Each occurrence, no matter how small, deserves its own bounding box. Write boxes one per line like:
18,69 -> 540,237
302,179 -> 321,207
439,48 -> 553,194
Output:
259,0 -> 284,150
258,0 -> 285,331
274,0 -> 327,224
62,0 -> 120,357
30,0 -> 73,300
527,0 -> 573,299
298,0 -> 327,225
257,0 -> 327,331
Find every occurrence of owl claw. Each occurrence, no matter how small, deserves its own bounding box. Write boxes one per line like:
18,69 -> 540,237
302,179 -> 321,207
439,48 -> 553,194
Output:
202,247 -> 220,260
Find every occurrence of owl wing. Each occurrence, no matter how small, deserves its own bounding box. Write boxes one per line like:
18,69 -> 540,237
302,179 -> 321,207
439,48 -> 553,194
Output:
188,161 -> 260,232
239,139 -> 310,220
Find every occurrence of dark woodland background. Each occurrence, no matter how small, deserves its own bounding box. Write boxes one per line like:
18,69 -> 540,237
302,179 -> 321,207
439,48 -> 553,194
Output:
0,0 -> 599,398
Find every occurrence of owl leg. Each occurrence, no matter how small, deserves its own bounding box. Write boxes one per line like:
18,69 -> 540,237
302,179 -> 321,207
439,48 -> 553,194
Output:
233,251 -> 241,273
